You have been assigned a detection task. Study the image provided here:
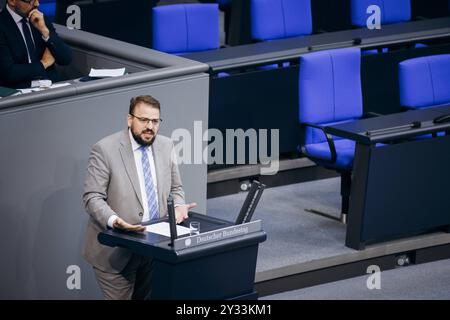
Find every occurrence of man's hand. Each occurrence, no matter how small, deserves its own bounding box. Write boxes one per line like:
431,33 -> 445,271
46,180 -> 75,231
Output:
175,203 -> 197,224
28,9 -> 49,39
112,217 -> 145,232
40,48 -> 55,69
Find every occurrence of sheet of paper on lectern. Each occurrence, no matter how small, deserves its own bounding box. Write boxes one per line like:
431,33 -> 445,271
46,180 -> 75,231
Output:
145,222 -> 190,237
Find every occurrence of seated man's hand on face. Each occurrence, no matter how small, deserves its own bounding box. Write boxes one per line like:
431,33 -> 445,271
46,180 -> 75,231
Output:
40,48 -> 55,69
112,217 -> 145,232
28,9 -> 49,39
175,203 -> 197,224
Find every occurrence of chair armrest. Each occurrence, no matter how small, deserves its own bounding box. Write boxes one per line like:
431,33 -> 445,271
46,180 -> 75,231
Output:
300,122 -> 337,164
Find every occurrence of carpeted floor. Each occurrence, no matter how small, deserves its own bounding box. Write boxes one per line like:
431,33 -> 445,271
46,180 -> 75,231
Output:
207,177 -> 353,273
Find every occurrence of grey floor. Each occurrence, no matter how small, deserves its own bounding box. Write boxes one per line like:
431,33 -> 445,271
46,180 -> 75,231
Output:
262,258 -> 450,300
207,177 -> 450,299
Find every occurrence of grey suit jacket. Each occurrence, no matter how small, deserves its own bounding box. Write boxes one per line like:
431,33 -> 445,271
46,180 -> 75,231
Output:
82,130 -> 185,273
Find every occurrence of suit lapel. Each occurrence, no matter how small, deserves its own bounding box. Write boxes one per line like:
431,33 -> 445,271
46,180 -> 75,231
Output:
119,130 -> 144,209
2,9 -> 29,62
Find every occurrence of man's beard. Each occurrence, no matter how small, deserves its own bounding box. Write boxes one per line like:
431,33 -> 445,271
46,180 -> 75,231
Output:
15,5 -> 38,18
131,129 -> 156,147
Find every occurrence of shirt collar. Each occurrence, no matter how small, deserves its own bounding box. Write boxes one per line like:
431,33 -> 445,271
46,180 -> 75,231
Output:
6,4 -> 26,25
128,129 -> 149,153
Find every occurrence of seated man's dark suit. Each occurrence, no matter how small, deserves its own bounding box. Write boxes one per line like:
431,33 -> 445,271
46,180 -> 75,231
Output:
0,7 -> 72,88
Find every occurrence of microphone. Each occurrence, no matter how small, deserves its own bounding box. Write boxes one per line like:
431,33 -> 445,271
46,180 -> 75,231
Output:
167,194 -> 178,246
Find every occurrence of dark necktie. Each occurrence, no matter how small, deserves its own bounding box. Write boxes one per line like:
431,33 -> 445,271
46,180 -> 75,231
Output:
21,19 -> 37,63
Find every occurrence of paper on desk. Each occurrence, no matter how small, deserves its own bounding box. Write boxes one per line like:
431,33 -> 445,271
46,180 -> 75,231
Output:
31,79 -> 52,88
18,82 -> 71,94
89,68 -> 126,78
145,222 -> 191,237
18,87 -> 43,94
50,82 -> 71,89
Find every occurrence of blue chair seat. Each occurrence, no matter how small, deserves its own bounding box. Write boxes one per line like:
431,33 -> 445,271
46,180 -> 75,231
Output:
305,139 -> 355,171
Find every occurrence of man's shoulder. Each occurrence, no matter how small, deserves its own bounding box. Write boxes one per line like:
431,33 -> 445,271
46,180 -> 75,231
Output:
154,134 -> 174,149
93,130 -> 126,150
156,134 -> 172,144
0,9 -> 11,26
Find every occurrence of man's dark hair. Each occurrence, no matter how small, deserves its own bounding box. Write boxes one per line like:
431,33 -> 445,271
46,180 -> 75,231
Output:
129,95 -> 161,114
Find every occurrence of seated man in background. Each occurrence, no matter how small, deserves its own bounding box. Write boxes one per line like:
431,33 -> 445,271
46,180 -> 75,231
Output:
0,0 -> 72,89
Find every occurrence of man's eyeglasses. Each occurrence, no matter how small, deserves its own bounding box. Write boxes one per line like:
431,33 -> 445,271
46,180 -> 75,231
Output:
130,114 -> 162,126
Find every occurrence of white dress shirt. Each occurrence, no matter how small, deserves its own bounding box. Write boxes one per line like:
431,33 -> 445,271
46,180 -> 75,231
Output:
107,130 -> 159,227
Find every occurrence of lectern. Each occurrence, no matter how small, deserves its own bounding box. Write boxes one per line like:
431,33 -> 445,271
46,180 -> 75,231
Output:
98,212 -> 266,300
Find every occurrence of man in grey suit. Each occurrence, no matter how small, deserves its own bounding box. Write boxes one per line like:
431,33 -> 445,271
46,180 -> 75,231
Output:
82,95 -> 196,300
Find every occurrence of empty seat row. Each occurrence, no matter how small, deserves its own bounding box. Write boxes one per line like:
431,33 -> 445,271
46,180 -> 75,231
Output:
152,0 -> 448,55
299,49 -> 450,222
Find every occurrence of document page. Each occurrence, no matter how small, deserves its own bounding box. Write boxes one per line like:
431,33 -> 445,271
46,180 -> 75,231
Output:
145,222 -> 190,237
89,68 -> 126,77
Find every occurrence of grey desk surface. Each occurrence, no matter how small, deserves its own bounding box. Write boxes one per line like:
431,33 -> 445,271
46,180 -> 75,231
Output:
326,105 -> 450,144
183,17 -> 450,71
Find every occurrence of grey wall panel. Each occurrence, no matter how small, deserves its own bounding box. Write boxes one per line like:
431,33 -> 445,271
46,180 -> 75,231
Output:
0,73 -> 209,299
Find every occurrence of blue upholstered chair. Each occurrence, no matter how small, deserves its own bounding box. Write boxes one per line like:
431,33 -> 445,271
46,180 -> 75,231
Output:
250,0 -> 312,42
250,0 -> 312,69
40,0 -> 56,22
351,0 -> 425,54
152,4 -> 219,55
217,0 -> 231,6
399,54 -> 450,138
299,48 -> 368,223
399,54 -> 450,110
351,0 -> 411,28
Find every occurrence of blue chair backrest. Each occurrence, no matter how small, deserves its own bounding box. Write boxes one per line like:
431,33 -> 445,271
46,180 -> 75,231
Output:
251,0 -> 312,41
299,48 -> 363,144
152,4 -> 219,54
399,54 -> 450,108
351,0 -> 411,27
39,0 -> 56,19
217,0 -> 231,5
